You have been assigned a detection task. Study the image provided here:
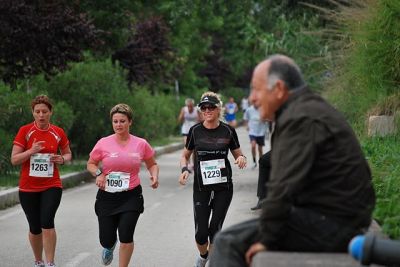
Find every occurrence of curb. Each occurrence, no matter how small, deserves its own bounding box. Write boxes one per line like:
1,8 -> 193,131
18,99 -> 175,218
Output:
0,142 -> 184,210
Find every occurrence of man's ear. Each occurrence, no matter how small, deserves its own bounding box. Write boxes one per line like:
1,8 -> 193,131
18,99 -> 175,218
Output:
275,80 -> 289,100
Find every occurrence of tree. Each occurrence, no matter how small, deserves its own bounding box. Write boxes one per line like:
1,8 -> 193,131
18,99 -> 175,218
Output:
0,0 -> 100,89
112,16 -> 174,90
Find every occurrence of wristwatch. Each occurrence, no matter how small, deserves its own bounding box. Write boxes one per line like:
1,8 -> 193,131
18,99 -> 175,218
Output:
95,169 -> 102,177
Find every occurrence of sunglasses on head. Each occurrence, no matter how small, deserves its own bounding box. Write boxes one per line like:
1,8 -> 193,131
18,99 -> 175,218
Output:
200,105 -> 217,112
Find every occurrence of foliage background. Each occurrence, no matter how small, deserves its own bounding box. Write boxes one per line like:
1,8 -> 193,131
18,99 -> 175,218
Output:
321,0 -> 400,238
1,0 -> 399,238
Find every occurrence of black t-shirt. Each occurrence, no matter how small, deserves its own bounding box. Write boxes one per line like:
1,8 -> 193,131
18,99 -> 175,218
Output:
186,122 -> 240,191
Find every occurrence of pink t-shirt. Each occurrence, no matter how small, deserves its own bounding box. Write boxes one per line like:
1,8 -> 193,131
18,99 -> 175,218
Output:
89,134 -> 154,190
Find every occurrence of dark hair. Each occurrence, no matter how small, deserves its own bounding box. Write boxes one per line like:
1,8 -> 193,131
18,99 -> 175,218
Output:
267,54 -> 305,91
110,103 -> 133,121
31,95 -> 53,111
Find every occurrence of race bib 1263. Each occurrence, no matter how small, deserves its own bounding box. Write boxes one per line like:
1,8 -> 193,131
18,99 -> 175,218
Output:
29,153 -> 54,178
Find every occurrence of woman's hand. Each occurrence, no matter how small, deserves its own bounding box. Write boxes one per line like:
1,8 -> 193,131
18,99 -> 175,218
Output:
29,139 -> 45,154
50,154 -> 64,165
234,155 -> 247,169
150,176 -> 159,189
179,171 -> 189,185
95,174 -> 106,190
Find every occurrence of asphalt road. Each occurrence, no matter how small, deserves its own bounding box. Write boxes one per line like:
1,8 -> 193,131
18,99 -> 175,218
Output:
0,126 -> 269,267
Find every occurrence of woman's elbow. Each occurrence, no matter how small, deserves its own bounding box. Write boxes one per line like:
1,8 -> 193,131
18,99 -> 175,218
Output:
10,158 -> 19,166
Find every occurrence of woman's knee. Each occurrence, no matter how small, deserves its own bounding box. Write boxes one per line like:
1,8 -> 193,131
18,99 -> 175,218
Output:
195,229 -> 209,245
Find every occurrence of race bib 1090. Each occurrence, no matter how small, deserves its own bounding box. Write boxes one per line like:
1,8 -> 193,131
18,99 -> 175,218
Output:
105,172 -> 130,193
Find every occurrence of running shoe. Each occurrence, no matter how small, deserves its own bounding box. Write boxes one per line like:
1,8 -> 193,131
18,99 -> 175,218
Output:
102,242 -> 117,266
34,261 -> 45,267
46,263 -> 56,267
194,255 -> 208,267
251,201 -> 262,210
252,163 -> 257,169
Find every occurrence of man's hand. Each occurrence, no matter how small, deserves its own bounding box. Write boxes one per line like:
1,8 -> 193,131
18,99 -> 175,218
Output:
245,242 -> 267,266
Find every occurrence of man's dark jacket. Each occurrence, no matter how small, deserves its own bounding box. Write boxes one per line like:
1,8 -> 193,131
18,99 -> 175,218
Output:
259,87 -> 375,247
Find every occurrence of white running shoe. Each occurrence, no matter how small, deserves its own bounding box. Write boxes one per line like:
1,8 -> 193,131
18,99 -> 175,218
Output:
194,255 -> 208,267
34,261 -> 45,267
102,242 -> 117,266
46,263 -> 56,267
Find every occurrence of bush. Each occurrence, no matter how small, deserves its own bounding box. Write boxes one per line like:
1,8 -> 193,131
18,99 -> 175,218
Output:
31,59 -> 132,156
362,136 -> 400,238
30,58 -> 182,156
0,83 -> 31,176
127,88 -> 180,140
322,0 -> 400,238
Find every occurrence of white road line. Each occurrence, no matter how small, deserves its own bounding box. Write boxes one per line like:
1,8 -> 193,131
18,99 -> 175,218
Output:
63,184 -> 92,195
64,252 -> 91,267
147,202 -> 161,211
0,184 -> 92,221
163,192 -> 176,199
0,209 -> 23,221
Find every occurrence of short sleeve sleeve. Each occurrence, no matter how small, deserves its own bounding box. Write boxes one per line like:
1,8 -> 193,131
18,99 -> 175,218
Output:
57,128 -> 70,149
142,140 -> 155,160
89,141 -> 103,162
13,126 -> 27,149
229,127 -> 240,151
186,127 -> 195,150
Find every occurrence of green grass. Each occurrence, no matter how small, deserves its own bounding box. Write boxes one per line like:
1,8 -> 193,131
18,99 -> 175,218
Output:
149,135 -> 182,147
362,136 -> 400,238
0,161 -> 88,189
0,135 -> 182,189
0,173 -> 19,188
321,0 -> 400,238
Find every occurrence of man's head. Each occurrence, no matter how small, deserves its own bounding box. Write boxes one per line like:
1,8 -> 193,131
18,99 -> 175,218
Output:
250,54 -> 305,121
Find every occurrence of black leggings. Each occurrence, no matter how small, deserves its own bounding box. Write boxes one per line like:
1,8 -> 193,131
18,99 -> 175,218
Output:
193,188 -> 233,245
98,211 -> 141,248
19,187 -> 62,235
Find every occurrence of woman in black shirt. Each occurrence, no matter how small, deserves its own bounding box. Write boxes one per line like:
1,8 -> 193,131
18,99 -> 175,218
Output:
179,91 -> 247,267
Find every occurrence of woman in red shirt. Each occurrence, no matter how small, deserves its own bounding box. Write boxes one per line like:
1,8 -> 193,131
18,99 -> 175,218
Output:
11,95 -> 72,267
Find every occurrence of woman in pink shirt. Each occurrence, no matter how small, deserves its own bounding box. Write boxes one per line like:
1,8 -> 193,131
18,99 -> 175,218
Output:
87,103 -> 159,267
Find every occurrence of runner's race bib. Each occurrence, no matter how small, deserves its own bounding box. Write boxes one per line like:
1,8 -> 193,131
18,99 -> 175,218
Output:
200,159 -> 227,185
105,172 -> 130,193
29,153 -> 54,178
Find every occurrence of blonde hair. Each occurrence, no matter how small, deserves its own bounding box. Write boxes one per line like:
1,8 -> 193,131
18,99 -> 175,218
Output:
199,91 -> 225,120
110,103 -> 133,121
185,98 -> 195,105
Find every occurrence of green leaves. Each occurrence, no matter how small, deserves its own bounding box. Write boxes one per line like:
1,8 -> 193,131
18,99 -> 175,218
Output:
0,1 -> 100,87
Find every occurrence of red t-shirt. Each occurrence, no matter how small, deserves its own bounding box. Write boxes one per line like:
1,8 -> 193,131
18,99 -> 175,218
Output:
13,122 -> 70,192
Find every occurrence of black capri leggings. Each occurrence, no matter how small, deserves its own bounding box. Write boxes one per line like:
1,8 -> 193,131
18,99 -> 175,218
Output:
193,188 -> 233,245
19,187 -> 62,235
98,211 -> 141,248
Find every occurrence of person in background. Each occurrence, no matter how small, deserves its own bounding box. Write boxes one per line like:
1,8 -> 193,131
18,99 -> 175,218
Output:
243,102 -> 269,169
209,54 -> 375,267
240,96 -> 249,112
11,95 -> 72,267
250,151 -> 271,211
224,97 -> 238,128
178,98 -> 200,144
87,103 -> 159,267
179,91 -> 247,267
